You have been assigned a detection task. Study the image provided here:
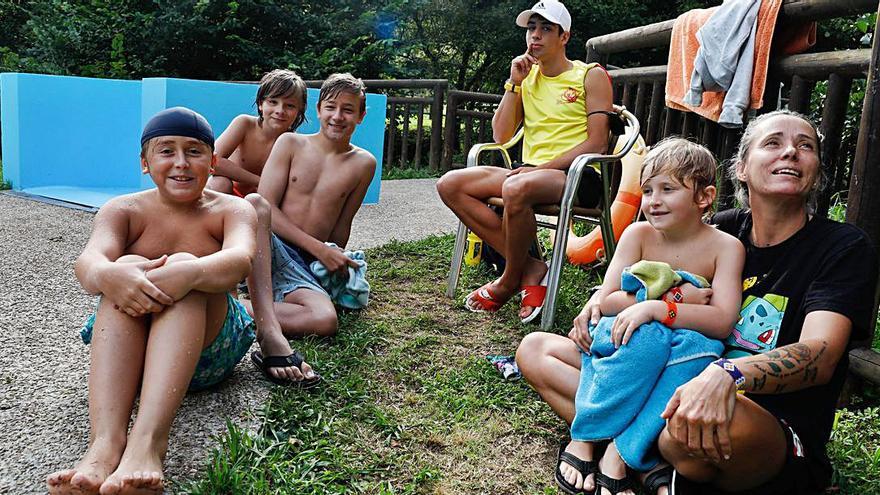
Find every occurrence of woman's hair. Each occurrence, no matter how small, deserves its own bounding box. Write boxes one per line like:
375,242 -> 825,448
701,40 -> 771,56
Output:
727,109 -> 824,210
641,137 -> 717,212
255,69 -> 308,132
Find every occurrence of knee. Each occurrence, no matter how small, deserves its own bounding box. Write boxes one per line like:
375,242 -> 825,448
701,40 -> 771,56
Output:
436,171 -> 463,202
658,427 -> 716,482
312,307 -> 338,336
116,254 -> 150,263
500,176 -> 531,210
244,193 -> 270,219
207,175 -> 232,193
516,332 -> 551,383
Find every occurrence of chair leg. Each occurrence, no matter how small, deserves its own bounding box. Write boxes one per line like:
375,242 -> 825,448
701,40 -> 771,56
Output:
541,215 -> 572,331
446,221 -> 469,299
600,211 -> 616,262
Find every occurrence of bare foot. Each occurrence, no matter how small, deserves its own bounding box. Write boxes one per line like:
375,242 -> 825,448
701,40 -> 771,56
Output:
98,443 -> 164,495
519,257 -> 548,320
256,326 -> 317,384
47,438 -> 125,495
558,440 -> 596,493
597,441 -> 635,495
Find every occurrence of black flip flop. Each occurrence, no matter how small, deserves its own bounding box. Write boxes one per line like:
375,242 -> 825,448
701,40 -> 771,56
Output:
555,440 -> 599,495
594,471 -> 636,495
251,350 -> 322,388
643,465 -> 673,495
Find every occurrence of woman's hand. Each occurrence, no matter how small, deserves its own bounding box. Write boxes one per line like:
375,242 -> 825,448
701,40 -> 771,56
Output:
661,364 -> 737,462
610,300 -> 662,347
570,291 -> 602,353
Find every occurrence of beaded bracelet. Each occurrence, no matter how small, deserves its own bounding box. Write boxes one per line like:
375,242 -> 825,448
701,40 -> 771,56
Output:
661,300 -> 677,326
712,358 -> 746,390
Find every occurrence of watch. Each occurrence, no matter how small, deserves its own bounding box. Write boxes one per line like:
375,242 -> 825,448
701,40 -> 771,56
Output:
504,80 -> 521,94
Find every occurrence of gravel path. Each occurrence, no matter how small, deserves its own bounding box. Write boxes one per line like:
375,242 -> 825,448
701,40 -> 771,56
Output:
0,179 -> 457,493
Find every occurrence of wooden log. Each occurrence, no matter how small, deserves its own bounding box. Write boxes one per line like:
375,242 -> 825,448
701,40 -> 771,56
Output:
457,109 -> 496,119
634,81 -> 649,126
850,347 -> 880,385
441,92 -> 459,171
386,103 -> 397,168
816,74 -> 853,216
305,79 -> 449,89
401,103 -> 410,168
607,65 -> 666,82
772,49 -> 870,79
464,115 -> 473,155
414,103 -> 425,169
787,75 -> 816,114
387,96 -> 432,104
663,108 -> 682,139
646,81 -> 665,145
682,112 -> 700,139
701,119 -> 720,156
430,82 -> 445,171
584,0 -> 876,56
447,90 -> 502,104
622,83 -> 635,111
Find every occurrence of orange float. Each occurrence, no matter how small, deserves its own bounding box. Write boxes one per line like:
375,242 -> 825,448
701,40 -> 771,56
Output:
566,129 -> 647,265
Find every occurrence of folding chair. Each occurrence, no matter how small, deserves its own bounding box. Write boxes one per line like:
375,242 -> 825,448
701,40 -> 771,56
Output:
445,105 -> 642,330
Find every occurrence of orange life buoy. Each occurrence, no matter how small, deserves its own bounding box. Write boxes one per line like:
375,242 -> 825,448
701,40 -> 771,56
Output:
566,129 -> 647,265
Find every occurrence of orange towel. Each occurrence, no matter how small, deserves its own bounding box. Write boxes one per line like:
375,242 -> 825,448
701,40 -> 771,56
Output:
665,0 -> 816,124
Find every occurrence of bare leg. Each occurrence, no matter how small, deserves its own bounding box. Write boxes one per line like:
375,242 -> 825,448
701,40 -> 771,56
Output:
597,441 -> 635,495
498,170 -> 565,317
205,175 -> 234,194
436,167 -> 510,255
48,273 -> 150,495
658,394 -> 787,492
243,194 -> 316,382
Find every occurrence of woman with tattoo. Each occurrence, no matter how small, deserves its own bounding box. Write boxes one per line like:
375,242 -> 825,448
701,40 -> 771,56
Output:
517,110 -> 878,494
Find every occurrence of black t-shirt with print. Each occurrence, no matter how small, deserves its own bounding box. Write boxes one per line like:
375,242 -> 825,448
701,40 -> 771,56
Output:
713,209 -> 877,477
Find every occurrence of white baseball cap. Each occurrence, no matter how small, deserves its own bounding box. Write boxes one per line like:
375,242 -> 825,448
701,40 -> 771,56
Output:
516,0 -> 572,33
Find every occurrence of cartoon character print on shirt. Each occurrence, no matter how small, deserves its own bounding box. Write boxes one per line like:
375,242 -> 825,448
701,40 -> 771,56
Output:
724,294 -> 788,358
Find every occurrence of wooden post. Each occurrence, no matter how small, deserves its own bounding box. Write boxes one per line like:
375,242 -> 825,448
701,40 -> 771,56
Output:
441,91 -> 458,171
401,103 -> 411,168
414,103 -> 425,169
430,82 -> 446,171
646,81 -> 665,145
788,75 -> 816,113
634,81 -> 649,126
847,4 -> 880,252
816,73 -> 852,216
387,103 -> 397,169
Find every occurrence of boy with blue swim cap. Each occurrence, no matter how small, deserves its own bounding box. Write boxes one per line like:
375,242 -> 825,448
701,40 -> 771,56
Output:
47,106 -> 315,494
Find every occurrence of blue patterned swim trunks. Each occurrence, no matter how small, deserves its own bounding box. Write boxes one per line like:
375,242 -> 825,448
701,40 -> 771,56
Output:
80,293 -> 256,391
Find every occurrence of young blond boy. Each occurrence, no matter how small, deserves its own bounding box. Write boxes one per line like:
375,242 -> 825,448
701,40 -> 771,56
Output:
551,139 -> 745,495
207,69 -> 307,197
47,107 -> 263,494
244,73 -> 376,385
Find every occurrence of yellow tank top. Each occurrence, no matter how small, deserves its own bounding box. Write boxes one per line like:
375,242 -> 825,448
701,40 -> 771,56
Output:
521,60 -> 599,165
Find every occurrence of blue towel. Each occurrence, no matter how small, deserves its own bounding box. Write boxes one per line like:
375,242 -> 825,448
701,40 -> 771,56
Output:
309,242 -> 370,309
570,261 -> 723,471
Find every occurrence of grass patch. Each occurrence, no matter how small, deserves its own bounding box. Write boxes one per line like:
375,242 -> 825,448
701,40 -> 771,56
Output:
184,234 -> 878,494
0,158 -> 10,190
382,167 -> 441,180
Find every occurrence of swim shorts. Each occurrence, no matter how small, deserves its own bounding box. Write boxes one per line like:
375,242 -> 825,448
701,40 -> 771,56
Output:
270,233 -> 329,301
80,293 -> 256,391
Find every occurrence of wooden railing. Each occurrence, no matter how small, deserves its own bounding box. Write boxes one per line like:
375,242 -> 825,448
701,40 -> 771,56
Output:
306,79 -> 448,172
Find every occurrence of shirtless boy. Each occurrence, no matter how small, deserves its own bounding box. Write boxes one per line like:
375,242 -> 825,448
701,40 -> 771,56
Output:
244,73 -> 376,385
207,69 -> 307,197
47,107 -> 258,494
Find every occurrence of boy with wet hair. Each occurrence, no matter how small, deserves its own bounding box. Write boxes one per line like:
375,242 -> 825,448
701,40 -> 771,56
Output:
45,107 -> 281,494
208,69 -> 308,197
244,73 -> 376,385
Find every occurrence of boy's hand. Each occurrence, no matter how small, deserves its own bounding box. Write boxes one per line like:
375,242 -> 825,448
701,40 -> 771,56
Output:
610,300 -> 662,347
102,257 -> 174,317
146,261 -> 198,301
318,244 -> 358,276
510,48 -> 537,85
665,283 -> 713,305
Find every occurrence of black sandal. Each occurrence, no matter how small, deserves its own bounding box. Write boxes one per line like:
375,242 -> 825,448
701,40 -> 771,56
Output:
643,465 -> 673,495
251,350 -> 322,388
555,440 -> 599,495
594,472 -> 636,495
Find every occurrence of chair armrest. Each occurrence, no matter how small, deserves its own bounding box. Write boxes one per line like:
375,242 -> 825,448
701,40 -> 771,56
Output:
465,127 -> 525,169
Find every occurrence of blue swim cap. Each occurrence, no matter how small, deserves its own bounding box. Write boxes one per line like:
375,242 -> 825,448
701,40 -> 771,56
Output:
141,107 -> 214,149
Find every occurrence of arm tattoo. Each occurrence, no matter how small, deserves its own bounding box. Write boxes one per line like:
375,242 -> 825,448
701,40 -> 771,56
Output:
743,341 -> 828,393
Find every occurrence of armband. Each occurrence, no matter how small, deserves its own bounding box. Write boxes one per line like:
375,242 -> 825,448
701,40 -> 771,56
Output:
712,358 -> 746,390
504,79 -> 521,94
661,300 -> 677,326
663,286 -> 684,303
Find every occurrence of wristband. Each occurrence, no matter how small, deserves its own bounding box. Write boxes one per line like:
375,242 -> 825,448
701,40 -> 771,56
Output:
504,79 -> 521,94
712,358 -> 746,390
661,300 -> 677,326
663,286 -> 684,303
